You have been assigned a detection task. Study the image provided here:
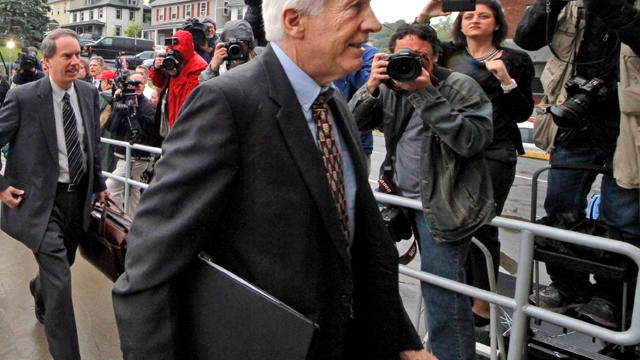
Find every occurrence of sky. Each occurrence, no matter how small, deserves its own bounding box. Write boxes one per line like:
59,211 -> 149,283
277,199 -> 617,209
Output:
370,0 -> 427,24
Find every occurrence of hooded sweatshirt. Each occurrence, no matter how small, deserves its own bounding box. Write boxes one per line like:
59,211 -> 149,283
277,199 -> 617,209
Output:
150,30 -> 208,128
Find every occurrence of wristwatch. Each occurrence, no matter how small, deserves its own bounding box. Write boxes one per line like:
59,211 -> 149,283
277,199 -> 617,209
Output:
501,78 -> 518,92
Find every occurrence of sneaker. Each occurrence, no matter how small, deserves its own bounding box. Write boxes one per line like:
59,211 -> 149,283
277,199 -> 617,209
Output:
529,284 -> 583,313
577,297 -> 618,329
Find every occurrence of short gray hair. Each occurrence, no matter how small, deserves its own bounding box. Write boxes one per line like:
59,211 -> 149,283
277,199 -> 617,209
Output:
90,56 -> 105,67
41,29 -> 78,58
263,0 -> 325,42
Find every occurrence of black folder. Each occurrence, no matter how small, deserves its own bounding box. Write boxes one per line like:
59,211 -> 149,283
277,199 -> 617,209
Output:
180,252 -> 319,359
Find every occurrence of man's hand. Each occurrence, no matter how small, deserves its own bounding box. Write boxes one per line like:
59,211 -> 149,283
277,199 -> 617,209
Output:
366,52 -> 390,94
417,0 -> 450,23
394,66 -> 432,92
0,185 -> 24,208
210,42 -> 228,72
153,53 -> 166,70
400,349 -> 438,360
96,189 -> 110,204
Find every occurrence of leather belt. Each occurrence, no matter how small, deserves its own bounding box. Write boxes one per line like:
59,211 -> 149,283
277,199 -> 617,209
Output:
57,182 -> 79,193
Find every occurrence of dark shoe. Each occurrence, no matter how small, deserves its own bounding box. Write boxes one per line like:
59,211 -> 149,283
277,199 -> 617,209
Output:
528,284 -> 583,313
578,297 -> 617,329
29,279 -> 45,324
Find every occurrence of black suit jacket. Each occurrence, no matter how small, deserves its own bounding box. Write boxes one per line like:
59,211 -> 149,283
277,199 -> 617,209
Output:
112,45 -> 422,359
0,77 -> 106,251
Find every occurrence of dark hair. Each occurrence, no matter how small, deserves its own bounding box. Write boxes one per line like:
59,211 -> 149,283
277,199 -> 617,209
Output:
389,23 -> 442,55
451,0 -> 508,47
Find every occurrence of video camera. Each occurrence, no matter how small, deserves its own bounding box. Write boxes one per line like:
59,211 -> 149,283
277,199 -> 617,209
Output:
113,78 -> 143,144
17,51 -> 39,71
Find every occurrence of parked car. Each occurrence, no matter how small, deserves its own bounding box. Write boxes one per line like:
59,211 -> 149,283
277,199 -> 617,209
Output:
87,36 -> 155,60
124,51 -> 157,69
79,33 -> 99,56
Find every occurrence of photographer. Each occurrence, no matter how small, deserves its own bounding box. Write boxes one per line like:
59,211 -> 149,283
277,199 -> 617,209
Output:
199,19 -> 262,82
150,29 -> 207,130
12,47 -> 44,86
105,72 -> 156,217
515,0 -> 640,328
351,23 -> 493,360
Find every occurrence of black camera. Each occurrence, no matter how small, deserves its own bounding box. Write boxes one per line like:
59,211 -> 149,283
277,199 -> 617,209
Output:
383,48 -> 423,84
442,0 -> 476,12
380,206 -> 413,242
17,52 -> 38,71
549,77 -> 607,129
113,79 -> 143,144
224,39 -> 246,61
162,49 -> 184,71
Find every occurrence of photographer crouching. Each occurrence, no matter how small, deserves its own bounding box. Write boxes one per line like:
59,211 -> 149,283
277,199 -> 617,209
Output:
12,47 -> 44,86
105,72 -> 156,217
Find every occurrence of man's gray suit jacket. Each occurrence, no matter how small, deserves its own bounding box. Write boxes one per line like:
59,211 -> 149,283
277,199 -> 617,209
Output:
113,45 -> 422,360
0,77 -> 107,251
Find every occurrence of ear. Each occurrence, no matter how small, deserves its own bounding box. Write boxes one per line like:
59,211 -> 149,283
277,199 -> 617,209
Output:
282,8 -> 305,39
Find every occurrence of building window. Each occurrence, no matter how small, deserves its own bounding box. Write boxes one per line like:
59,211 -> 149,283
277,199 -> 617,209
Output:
236,8 -> 242,20
98,8 -> 103,18
80,12 -> 84,21
171,6 -> 177,20
130,10 -> 135,21
89,10 -> 94,20
199,1 -> 207,16
185,4 -> 191,18
73,13 -> 77,22
116,9 -> 122,19
115,25 -> 121,36
158,8 -> 164,21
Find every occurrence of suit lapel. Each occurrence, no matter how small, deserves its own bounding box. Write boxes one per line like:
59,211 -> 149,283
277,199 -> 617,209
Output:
260,47 -> 352,266
74,81 -> 94,159
36,78 -> 58,163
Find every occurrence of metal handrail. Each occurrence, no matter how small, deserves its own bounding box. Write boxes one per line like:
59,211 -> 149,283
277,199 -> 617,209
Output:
101,138 -> 640,358
375,191 -> 640,360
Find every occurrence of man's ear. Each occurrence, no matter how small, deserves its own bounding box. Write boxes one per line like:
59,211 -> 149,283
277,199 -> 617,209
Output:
282,8 -> 305,39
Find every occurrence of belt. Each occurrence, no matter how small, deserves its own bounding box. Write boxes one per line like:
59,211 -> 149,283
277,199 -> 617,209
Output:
57,182 -> 80,193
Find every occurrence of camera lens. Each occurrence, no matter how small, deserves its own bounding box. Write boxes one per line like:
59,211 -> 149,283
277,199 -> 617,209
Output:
387,58 -> 422,82
162,57 -> 176,70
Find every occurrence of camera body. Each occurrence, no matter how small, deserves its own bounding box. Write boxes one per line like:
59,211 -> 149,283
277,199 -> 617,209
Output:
224,39 -> 246,61
162,49 -> 184,72
17,52 -> 38,71
113,79 -> 143,144
549,76 -> 607,128
382,48 -> 424,87
442,0 -> 476,12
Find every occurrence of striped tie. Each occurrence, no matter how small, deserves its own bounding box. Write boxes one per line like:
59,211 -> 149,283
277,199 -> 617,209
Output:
312,94 -> 350,242
62,92 -> 84,184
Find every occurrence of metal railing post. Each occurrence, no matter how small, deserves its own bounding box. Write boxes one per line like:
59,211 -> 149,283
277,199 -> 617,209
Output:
507,229 -> 535,360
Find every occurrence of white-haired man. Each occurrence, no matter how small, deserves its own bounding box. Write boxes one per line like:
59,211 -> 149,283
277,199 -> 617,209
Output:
112,0 -> 433,359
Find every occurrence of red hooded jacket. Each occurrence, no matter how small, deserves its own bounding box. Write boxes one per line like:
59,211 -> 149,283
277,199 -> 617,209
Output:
150,30 -> 208,128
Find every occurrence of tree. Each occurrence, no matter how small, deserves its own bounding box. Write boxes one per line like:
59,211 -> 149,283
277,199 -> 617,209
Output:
0,0 -> 50,48
124,22 -> 143,38
369,17 -> 454,53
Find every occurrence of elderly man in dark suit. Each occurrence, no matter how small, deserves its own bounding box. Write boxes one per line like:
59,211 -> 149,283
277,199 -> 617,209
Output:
113,1 -> 433,359
0,29 -> 108,359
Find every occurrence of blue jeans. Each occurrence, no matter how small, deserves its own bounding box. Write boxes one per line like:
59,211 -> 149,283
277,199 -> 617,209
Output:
544,143 -> 640,302
545,143 -> 640,241
414,210 -> 476,360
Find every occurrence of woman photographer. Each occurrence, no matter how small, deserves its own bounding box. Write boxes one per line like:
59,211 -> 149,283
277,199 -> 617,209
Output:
418,0 -> 534,327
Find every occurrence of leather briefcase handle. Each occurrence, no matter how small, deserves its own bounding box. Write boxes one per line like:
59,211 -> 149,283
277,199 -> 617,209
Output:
97,196 -> 130,235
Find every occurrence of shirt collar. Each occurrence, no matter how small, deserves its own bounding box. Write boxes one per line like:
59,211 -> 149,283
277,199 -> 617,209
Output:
271,43 -> 334,112
49,77 -> 76,102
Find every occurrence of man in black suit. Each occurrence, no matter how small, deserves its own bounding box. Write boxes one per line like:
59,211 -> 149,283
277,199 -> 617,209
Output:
112,0 -> 433,359
0,29 -> 108,359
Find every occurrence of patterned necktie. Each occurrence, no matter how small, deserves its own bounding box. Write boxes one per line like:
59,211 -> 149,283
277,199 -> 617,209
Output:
312,94 -> 350,242
62,92 -> 84,184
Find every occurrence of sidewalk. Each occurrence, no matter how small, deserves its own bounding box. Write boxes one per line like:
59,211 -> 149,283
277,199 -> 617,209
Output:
0,230 -> 120,360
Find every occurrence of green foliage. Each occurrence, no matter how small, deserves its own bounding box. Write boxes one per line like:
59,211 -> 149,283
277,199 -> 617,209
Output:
369,18 -> 454,53
124,23 -> 143,38
0,0 -> 51,48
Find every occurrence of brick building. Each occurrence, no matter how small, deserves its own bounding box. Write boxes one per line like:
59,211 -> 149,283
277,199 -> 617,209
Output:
502,0 -> 531,38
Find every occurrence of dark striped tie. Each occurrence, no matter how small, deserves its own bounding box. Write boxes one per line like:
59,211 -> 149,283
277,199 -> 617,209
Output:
62,92 -> 84,184
312,94 -> 350,242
